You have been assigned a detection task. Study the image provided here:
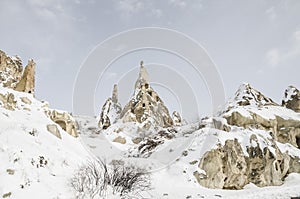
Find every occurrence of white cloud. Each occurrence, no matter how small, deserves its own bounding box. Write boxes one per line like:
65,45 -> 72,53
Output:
168,0 -> 187,8
152,8 -> 163,18
265,7 -> 276,21
115,0 -> 145,18
266,30 -> 300,67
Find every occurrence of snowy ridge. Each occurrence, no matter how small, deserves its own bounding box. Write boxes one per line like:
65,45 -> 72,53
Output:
224,83 -> 277,110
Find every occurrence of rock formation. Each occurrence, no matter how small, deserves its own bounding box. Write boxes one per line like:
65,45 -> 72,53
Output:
46,109 -> 78,138
195,83 -> 300,190
0,50 -> 23,89
282,86 -> 300,113
172,111 -> 182,126
0,50 -> 35,95
98,84 -> 122,129
15,59 -> 35,95
0,92 -> 17,111
98,62 -> 180,130
195,136 -> 290,189
222,83 -> 300,149
0,49 -> 78,138
120,62 -> 174,128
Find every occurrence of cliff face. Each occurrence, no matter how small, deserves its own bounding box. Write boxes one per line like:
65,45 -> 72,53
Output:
0,50 -> 35,95
194,83 -> 300,189
0,49 -> 77,138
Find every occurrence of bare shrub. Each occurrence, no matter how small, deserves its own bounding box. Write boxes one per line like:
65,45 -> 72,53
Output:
70,159 -> 151,199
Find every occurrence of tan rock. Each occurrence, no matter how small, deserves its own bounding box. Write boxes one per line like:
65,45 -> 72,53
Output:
197,137 -> 291,189
132,137 -> 142,144
46,110 -> 78,137
15,59 -> 35,95
0,50 -> 23,89
120,62 -> 174,128
113,136 -> 126,144
47,124 -> 61,139
20,97 -> 32,105
224,111 -> 300,149
0,93 -> 17,110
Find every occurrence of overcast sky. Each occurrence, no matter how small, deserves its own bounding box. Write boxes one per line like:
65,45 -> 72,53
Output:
0,0 -> 299,121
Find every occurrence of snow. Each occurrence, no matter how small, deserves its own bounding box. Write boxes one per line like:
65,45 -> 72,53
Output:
0,86 -> 90,199
1,83 -> 300,198
283,86 -> 299,103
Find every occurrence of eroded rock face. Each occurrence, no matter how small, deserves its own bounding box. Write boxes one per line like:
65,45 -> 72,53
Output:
0,50 -> 35,95
46,110 -> 78,137
196,136 -> 291,189
120,63 -> 174,128
282,86 -> 300,113
222,84 -> 300,149
15,59 -> 35,95
0,50 -> 23,88
98,84 -> 122,130
0,93 -> 17,110
98,62 -> 180,130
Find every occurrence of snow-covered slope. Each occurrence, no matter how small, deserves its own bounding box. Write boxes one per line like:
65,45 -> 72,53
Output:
0,86 -> 90,199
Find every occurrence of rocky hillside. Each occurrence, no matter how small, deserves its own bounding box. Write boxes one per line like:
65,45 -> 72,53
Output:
1,49 -> 300,198
0,50 -> 91,198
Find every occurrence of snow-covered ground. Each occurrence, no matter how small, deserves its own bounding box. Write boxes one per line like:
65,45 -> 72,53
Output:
1,85 -> 300,199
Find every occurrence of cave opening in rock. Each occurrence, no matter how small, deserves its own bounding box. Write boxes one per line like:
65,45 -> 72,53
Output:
56,120 -> 67,131
296,135 -> 300,149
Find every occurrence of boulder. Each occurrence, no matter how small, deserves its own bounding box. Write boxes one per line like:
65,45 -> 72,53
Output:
47,124 -> 61,139
113,136 -> 126,144
46,110 -> 78,137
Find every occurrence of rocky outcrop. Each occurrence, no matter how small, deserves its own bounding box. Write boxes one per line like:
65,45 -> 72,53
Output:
120,62 -> 174,128
0,50 -> 23,89
15,59 -> 35,95
46,110 -> 78,137
172,111 -> 182,126
98,62 -> 180,130
0,92 -> 17,111
0,50 -> 35,95
195,135 -> 292,189
225,83 -> 277,109
282,86 -> 300,113
222,83 -> 300,149
98,84 -> 122,129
